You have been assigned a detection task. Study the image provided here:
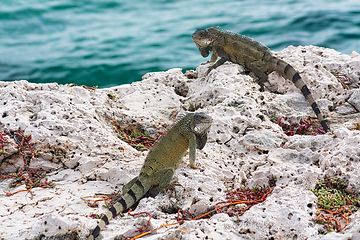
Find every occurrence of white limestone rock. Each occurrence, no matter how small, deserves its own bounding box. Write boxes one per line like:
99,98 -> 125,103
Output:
1,46 -> 360,240
348,89 -> 360,112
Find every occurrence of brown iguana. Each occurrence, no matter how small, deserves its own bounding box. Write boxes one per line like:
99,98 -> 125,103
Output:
88,112 -> 213,240
191,26 -> 329,132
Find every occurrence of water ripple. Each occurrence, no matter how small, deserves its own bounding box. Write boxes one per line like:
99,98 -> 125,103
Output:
0,0 -> 360,88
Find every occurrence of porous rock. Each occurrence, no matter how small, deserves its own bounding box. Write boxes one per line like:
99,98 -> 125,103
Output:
348,89 -> 360,112
1,46 -> 360,240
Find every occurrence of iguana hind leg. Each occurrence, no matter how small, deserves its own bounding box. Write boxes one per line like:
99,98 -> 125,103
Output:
249,61 -> 270,91
157,169 -> 175,192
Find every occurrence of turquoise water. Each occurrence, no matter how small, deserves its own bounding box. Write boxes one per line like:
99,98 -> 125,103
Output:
1,0 -> 360,88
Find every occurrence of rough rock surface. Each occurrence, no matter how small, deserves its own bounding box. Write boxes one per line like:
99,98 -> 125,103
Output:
1,45 -> 360,240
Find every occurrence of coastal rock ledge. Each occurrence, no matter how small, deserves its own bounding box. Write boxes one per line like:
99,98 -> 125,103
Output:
1,45 -> 360,240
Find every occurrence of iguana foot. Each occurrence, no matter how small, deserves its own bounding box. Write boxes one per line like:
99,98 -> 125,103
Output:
190,163 -> 198,169
190,164 -> 205,171
160,181 -> 183,193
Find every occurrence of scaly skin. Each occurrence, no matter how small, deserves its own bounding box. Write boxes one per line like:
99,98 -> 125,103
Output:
192,26 -> 329,132
88,112 -> 213,239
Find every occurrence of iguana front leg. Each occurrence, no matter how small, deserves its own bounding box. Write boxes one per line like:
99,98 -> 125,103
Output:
206,48 -> 230,74
210,52 -> 218,62
189,135 -> 197,169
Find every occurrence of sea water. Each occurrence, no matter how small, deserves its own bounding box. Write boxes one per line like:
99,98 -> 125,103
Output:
1,0 -> 359,88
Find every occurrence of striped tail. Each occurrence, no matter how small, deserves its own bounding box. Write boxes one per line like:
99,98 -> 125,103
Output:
270,57 -> 329,132
88,176 -> 150,240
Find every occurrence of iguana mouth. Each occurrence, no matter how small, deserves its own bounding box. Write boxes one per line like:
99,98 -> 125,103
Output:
194,120 -> 213,133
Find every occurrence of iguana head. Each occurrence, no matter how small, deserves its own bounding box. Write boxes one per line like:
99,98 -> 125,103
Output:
177,112 -> 212,150
192,112 -> 212,133
191,28 -> 212,58
192,112 -> 213,150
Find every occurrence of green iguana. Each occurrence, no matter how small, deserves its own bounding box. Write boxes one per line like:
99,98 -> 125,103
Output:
191,26 -> 329,132
88,112 -> 213,240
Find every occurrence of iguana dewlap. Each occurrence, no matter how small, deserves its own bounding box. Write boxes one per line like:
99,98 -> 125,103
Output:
88,112 -> 213,239
191,26 -> 329,132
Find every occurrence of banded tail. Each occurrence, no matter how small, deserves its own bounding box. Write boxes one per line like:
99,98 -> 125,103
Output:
269,57 -> 329,132
88,176 -> 151,240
